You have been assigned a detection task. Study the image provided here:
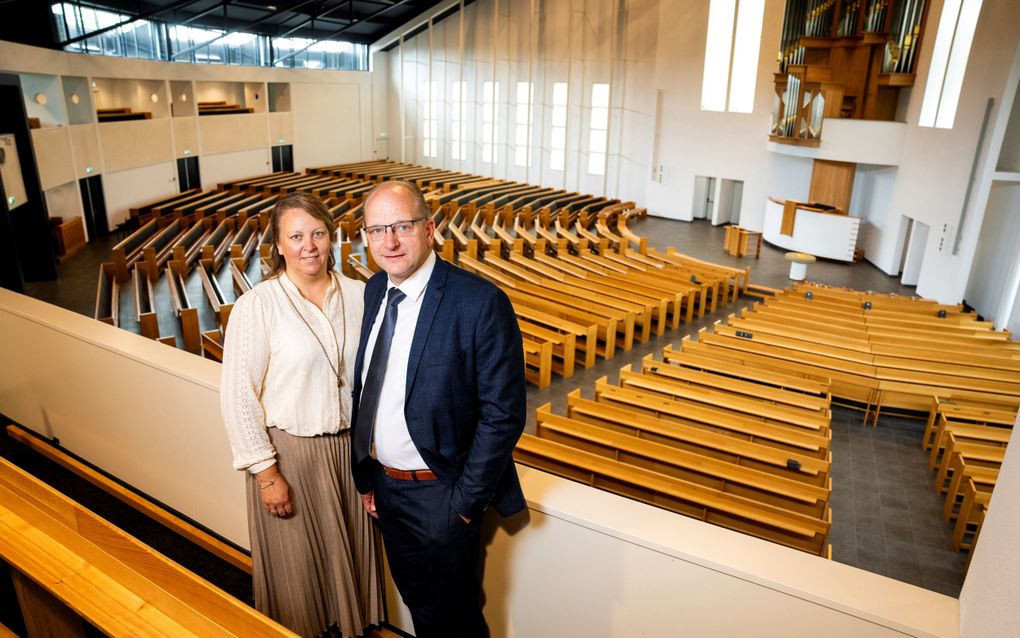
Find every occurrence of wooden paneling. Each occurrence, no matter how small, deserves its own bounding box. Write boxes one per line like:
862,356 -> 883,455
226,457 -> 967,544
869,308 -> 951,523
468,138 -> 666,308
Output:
269,111 -> 292,145
809,159 -> 856,212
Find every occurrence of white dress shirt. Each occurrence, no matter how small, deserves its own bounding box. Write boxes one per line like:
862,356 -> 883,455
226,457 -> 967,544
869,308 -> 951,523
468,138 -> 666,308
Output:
220,271 -> 365,472
360,250 -> 436,470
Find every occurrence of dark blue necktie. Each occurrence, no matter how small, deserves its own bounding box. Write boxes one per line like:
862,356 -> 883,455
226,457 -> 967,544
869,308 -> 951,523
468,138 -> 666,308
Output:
354,287 -> 406,462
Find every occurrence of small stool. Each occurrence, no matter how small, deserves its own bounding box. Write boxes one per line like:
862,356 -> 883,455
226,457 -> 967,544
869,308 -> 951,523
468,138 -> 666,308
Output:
785,252 -> 816,281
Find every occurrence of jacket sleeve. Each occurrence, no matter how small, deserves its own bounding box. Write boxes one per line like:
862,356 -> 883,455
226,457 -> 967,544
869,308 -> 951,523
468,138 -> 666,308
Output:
450,287 -> 527,520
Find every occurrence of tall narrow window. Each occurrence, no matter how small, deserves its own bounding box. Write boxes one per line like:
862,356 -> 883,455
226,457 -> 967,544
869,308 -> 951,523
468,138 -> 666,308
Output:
451,81 -> 468,160
701,0 -> 765,113
422,81 -> 438,158
549,82 -> 568,171
918,0 -> 983,129
514,82 -> 534,167
482,81 -> 499,164
588,83 -> 609,176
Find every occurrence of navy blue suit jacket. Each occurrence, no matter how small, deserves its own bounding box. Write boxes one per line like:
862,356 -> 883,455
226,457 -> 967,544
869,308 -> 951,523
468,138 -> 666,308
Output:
351,257 -> 527,519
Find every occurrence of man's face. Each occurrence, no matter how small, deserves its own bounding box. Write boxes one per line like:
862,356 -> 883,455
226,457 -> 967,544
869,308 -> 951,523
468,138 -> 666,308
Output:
363,186 -> 435,286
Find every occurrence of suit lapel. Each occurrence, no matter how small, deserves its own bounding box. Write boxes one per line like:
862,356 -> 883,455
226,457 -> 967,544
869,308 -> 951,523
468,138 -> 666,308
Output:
405,258 -> 448,398
354,273 -> 387,392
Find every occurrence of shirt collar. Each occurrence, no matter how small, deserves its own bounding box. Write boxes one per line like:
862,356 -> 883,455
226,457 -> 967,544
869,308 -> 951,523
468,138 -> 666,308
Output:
280,270 -> 338,303
389,251 -> 435,304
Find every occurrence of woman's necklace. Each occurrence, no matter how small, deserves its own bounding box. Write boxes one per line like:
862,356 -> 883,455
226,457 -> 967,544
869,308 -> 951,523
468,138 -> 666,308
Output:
277,273 -> 347,390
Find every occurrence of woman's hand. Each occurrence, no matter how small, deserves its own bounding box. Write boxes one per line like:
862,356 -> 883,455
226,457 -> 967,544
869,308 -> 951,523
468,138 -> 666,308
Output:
257,468 -> 294,518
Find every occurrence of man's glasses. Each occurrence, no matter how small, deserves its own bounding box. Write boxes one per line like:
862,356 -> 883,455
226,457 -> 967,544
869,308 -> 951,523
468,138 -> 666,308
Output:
364,218 -> 427,241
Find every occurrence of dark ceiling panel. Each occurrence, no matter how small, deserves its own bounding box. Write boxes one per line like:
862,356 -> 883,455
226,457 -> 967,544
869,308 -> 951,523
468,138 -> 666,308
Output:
6,0 -> 453,50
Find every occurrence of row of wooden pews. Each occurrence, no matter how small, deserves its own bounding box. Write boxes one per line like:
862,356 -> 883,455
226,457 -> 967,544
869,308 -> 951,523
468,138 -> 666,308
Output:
925,396 -> 1015,562
684,281 -> 1018,560
513,344 -> 834,556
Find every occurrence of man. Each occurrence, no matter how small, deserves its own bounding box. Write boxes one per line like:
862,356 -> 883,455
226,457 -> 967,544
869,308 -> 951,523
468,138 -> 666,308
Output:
350,180 -> 527,638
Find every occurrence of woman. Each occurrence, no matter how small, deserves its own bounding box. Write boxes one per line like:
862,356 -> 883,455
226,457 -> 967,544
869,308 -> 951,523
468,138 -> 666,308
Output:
220,192 -> 383,638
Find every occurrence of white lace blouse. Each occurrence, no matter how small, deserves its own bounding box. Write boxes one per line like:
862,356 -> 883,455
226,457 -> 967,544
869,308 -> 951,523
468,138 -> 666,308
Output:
220,271 -> 365,472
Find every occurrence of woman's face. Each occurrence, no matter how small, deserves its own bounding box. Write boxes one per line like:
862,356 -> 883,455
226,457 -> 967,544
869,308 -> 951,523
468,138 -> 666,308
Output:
276,207 -> 331,281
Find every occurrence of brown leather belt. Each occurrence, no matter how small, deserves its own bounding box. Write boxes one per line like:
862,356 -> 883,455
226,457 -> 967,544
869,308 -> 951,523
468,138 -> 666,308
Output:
381,464 -> 437,482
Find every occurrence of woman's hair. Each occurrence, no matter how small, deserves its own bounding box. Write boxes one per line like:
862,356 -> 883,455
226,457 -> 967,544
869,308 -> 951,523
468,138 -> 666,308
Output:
267,191 -> 337,278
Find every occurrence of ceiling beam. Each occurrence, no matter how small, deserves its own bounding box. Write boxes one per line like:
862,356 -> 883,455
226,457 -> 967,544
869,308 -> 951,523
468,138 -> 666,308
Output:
170,0 -> 319,58
59,0 -> 207,46
273,0 -> 413,65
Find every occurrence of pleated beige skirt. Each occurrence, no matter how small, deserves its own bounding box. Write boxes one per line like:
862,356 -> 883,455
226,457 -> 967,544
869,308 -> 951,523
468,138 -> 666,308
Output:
247,428 -> 384,638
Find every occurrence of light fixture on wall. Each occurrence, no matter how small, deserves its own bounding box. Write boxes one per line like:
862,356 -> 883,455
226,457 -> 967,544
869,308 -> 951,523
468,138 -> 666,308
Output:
279,137 -> 285,144
85,166 -> 93,174
181,93 -> 188,102
150,93 -> 159,103
70,94 -> 80,105
34,93 -> 47,105
184,149 -> 191,155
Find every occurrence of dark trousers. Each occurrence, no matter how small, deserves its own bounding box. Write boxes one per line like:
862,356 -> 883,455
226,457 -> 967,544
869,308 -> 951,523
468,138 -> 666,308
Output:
371,463 -> 488,638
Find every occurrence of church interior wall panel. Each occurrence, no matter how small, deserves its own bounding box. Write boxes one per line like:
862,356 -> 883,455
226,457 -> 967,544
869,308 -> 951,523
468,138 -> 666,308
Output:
98,117 -> 174,173
101,161 -> 177,227
849,164 -> 900,274
29,126 -> 75,191
43,180 -> 84,224
964,182 -> 1020,327
290,82 -> 365,171
198,148 -> 270,191
0,290 -> 249,548
69,124 -> 101,179
198,112 -> 268,156
884,1 -> 1020,303
172,116 -> 199,158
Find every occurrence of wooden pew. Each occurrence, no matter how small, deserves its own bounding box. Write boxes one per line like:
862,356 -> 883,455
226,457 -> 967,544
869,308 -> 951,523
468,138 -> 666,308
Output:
641,354 -> 832,414
0,457 -> 294,636
111,219 -> 158,282
198,259 -> 233,330
513,434 -> 830,556
202,217 -> 236,272
952,477 -> 991,551
93,262 -> 120,327
662,342 -> 831,398
535,405 -> 830,517
523,340 -> 553,389
229,258 -> 253,296
230,217 -> 260,267
922,396 -> 1019,451
170,217 -> 214,277
928,412 -> 1012,471
594,377 -> 831,458
565,390 -> 831,487
137,218 -> 187,281
165,262 -> 201,355
617,365 -> 830,434
132,268 -> 160,340
933,432 -> 1007,494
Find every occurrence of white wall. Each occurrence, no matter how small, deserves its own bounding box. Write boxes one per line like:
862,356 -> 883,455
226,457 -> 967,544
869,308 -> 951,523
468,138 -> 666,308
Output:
964,182 -> 1020,324
958,411 -> 1020,637
102,161 -> 178,227
199,148 -> 271,190
886,1 -> 1020,302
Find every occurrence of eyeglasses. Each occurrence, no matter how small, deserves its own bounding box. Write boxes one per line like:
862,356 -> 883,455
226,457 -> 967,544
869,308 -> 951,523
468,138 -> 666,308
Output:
364,217 -> 427,241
